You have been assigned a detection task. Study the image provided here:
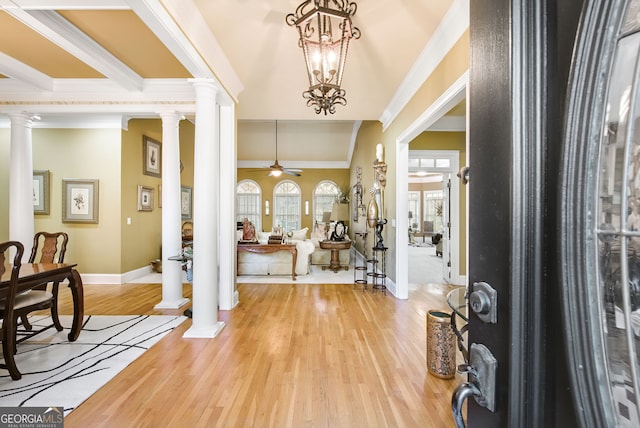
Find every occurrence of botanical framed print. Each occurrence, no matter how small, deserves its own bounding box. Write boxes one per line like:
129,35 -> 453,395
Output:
62,179 -> 99,223
137,185 -> 154,212
143,135 -> 161,178
33,170 -> 50,215
181,186 -> 192,220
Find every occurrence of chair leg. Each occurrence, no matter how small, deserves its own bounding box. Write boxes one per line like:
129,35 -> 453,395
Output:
51,282 -> 63,331
3,320 -> 21,380
20,314 -> 33,331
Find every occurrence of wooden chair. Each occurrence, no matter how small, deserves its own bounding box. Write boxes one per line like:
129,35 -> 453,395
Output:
19,232 -> 68,333
0,241 -> 25,379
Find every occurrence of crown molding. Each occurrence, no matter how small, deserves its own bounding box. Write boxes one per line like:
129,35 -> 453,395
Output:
237,160 -> 349,169
379,0 -> 469,130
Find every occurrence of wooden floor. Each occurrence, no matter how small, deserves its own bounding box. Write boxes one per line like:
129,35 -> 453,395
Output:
55,280 -> 464,427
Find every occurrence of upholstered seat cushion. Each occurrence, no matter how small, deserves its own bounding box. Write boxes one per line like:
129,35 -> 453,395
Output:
0,290 -> 53,311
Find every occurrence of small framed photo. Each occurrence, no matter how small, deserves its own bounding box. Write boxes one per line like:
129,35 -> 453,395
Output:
181,186 -> 192,220
33,170 -> 50,215
143,135 -> 161,178
62,179 -> 99,223
138,185 -> 154,211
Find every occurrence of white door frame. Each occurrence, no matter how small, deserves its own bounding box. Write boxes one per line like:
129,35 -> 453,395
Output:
394,71 -> 468,299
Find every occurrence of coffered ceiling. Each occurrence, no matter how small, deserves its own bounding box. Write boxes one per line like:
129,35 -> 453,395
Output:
0,0 -> 466,166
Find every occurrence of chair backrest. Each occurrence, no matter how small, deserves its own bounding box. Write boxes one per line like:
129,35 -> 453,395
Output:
0,241 -> 24,316
423,221 -> 434,233
28,232 -> 68,264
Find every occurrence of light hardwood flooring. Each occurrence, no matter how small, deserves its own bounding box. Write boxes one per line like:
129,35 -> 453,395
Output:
55,280 -> 464,427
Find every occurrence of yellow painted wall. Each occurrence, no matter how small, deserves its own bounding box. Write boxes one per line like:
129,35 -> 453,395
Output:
121,120 -> 163,272
349,121 -> 384,256
237,168 -> 350,233
28,128 -> 122,273
350,30 -> 470,282
120,119 -> 195,272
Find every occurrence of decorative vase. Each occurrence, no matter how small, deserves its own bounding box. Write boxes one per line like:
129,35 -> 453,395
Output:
367,198 -> 378,228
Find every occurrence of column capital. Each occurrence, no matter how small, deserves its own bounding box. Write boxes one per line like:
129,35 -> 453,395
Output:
157,110 -> 185,125
8,112 -> 39,128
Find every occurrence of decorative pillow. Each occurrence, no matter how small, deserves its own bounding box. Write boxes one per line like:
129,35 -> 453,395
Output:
291,227 -> 308,240
257,231 -> 270,241
236,230 -> 243,241
327,222 -> 347,237
312,222 -> 327,240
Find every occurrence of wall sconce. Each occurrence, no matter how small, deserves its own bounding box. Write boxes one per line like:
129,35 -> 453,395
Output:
305,200 -> 309,216
265,200 -> 270,216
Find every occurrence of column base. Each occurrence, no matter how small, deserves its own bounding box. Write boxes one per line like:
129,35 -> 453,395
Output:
183,321 -> 225,338
154,297 -> 190,310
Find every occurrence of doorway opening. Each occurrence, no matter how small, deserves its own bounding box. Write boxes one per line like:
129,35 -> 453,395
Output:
408,151 -> 458,285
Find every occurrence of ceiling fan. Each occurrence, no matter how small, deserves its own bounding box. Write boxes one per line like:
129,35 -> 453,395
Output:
265,121 -> 303,177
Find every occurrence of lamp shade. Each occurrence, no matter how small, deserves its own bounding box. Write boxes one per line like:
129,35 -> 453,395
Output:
331,203 -> 349,222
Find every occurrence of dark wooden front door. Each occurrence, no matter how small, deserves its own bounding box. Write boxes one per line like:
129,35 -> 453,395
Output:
458,0 -> 584,426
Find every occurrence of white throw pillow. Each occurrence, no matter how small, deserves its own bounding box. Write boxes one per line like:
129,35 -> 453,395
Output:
311,223 -> 327,240
291,227 -> 308,240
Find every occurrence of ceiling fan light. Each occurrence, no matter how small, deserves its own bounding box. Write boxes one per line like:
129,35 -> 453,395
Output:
271,170 -> 283,177
286,0 -> 361,115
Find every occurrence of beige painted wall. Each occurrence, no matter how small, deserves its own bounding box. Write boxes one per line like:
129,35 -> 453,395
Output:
237,168 -> 350,233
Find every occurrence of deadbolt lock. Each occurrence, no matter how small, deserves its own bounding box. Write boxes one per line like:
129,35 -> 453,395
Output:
470,282 -> 497,323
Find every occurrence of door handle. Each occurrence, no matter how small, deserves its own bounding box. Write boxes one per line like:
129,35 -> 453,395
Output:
452,381 -> 482,428
457,166 -> 469,184
451,343 -> 498,427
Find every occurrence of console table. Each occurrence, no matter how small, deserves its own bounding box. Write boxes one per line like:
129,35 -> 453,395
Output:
237,243 -> 298,280
319,240 -> 351,273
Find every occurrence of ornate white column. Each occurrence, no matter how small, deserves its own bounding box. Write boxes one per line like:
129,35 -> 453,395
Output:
9,112 -> 36,258
155,111 -> 189,310
184,79 -> 225,338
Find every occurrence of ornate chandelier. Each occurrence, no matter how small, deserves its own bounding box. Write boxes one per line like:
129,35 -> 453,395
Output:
286,0 -> 361,115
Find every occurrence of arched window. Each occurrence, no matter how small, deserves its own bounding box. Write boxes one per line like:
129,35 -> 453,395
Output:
313,181 -> 340,223
273,180 -> 300,231
236,179 -> 261,231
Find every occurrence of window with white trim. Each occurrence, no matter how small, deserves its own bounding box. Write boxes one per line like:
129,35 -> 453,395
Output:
236,179 -> 261,231
274,180 -> 300,231
313,181 -> 340,223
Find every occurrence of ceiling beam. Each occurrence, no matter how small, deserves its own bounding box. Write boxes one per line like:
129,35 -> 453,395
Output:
0,51 -> 53,90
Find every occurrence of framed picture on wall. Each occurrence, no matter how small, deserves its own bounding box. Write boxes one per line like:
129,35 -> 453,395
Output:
143,135 -> 161,178
33,170 -> 50,215
181,186 -> 192,220
62,179 -> 99,223
137,185 -> 154,211
158,184 -> 162,208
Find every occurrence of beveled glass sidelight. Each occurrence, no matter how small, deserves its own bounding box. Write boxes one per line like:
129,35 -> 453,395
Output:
595,7 -> 640,424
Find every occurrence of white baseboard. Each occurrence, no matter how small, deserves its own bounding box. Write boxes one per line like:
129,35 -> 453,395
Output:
80,265 -> 153,285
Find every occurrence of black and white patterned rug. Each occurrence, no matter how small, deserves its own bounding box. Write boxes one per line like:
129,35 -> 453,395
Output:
0,314 -> 186,415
